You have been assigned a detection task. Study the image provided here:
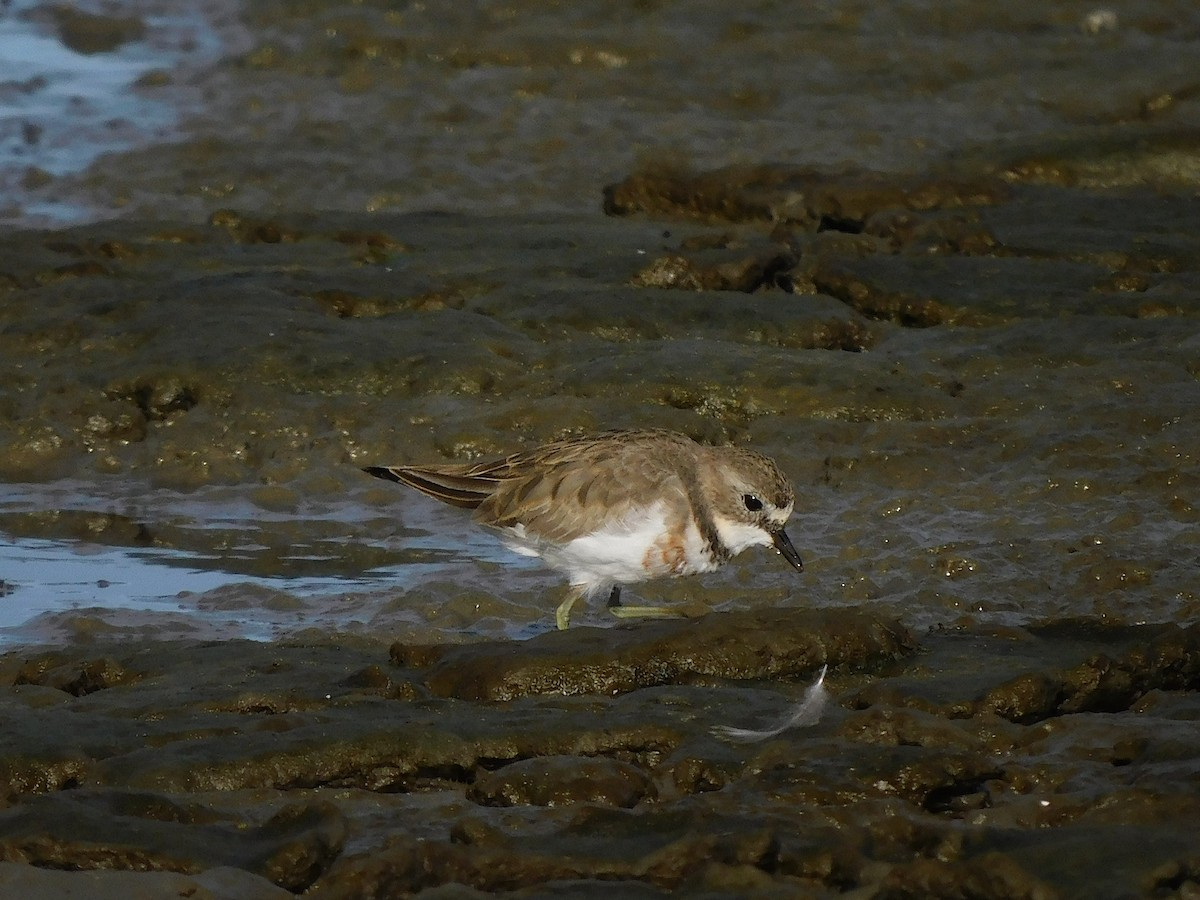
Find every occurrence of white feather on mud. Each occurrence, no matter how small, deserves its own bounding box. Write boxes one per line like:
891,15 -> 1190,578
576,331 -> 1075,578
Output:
711,665 -> 830,743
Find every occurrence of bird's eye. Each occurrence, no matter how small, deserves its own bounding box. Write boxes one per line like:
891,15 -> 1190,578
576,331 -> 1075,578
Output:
742,494 -> 764,512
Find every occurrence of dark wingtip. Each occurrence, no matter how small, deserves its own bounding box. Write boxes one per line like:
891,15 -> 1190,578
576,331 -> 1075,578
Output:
363,466 -> 402,483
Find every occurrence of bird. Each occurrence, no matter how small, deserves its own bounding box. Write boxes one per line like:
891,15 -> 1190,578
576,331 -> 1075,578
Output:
363,429 -> 803,629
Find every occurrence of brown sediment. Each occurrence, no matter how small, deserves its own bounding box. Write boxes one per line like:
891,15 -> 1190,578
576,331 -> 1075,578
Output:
0,616 -> 1196,896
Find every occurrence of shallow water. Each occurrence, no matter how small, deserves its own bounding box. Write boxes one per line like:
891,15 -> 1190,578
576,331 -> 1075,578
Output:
0,479 -> 555,645
0,0 -> 224,226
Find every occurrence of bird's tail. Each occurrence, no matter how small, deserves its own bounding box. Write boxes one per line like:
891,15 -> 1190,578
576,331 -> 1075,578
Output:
362,465 -> 498,510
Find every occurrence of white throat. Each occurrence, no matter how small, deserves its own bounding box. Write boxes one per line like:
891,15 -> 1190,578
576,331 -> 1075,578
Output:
711,514 -> 773,556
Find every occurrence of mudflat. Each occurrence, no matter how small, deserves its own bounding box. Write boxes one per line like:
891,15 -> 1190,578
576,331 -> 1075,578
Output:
2,0 -> 1199,896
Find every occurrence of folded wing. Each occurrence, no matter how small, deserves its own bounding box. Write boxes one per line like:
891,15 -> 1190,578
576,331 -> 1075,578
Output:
362,465 -> 499,510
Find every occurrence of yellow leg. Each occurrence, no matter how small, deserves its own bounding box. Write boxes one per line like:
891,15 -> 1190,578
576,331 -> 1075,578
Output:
606,585 -> 685,621
556,586 -> 585,630
609,605 -> 685,621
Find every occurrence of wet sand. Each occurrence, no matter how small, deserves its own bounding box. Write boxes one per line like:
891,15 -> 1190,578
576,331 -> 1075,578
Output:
2,0 -> 1200,896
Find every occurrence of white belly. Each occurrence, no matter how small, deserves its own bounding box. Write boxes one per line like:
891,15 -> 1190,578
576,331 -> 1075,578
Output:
499,501 -> 715,595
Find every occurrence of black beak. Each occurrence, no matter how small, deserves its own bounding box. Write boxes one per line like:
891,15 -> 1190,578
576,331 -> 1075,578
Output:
772,528 -> 804,571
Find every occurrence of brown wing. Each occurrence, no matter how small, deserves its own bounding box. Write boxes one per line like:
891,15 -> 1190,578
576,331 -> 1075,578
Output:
362,438 -> 567,508
475,431 -> 696,544
365,430 -> 699,537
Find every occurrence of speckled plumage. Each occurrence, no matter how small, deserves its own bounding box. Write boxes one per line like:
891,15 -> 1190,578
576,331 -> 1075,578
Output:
365,429 -> 803,629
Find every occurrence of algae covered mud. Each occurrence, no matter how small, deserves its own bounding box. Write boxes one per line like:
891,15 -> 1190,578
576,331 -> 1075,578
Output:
2,0 -> 1200,896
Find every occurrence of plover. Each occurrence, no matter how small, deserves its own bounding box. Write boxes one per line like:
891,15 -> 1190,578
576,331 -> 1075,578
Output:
364,429 -> 803,629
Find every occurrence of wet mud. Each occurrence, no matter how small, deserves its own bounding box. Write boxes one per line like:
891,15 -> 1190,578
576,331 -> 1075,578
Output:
3,0 -> 1200,895
0,613 -> 1197,897
2,157 -> 1200,892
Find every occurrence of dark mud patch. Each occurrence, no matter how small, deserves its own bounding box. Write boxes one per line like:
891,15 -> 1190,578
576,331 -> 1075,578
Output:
0,614 -> 1197,896
40,6 -> 147,55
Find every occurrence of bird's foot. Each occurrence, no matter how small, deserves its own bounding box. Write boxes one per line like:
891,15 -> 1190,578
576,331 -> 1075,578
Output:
556,588 -> 586,630
606,585 -> 683,620
608,604 -> 686,621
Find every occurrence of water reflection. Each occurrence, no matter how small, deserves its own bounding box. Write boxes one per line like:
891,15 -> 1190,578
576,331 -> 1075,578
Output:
0,480 -> 530,645
0,0 -> 221,225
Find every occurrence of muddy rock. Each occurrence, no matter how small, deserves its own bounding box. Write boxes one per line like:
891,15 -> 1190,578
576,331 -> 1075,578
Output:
468,755 -> 656,808
0,790 -> 343,892
393,608 -> 915,700
0,616 -> 1195,896
603,163 -> 1009,229
629,245 -> 796,293
977,622 -> 1200,722
311,809 -> 781,898
43,6 -> 147,55
0,862 -> 292,900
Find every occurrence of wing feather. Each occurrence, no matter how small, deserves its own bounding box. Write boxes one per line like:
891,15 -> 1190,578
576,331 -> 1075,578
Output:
479,438 -> 692,544
362,465 -> 497,510
364,430 -> 701,537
